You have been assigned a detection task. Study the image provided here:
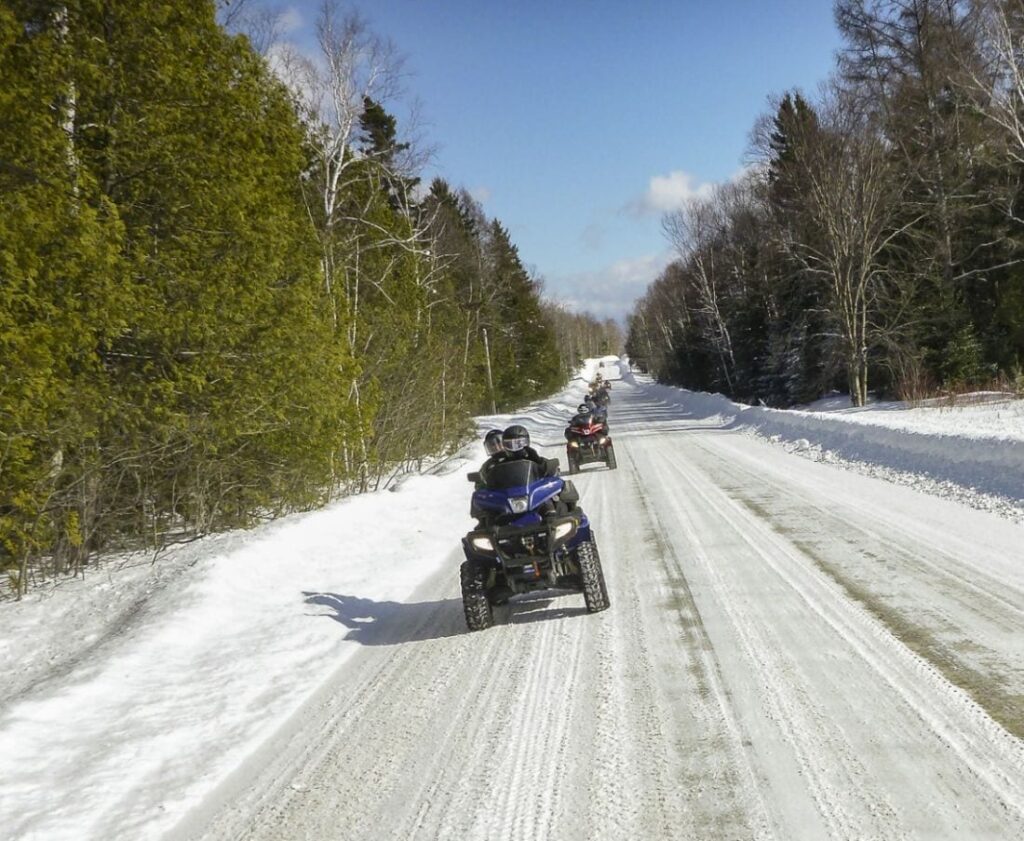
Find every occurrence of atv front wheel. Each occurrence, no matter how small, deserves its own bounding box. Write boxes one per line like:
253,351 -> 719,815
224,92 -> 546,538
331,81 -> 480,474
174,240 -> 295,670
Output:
576,539 -> 610,613
460,561 -> 494,631
567,451 -> 580,475
605,445 -> 617,470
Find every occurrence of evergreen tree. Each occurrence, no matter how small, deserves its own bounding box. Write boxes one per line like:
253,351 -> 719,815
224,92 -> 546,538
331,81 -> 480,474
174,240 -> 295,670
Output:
2,1 -> 573,595
0,3 -> 129,591
485,221 -> 562,408
2,1 -> 360,592
357,96 -> 418,210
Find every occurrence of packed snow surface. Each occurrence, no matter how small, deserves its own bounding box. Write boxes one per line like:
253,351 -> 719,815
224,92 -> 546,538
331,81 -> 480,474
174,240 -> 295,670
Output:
1,355 -> 1023,840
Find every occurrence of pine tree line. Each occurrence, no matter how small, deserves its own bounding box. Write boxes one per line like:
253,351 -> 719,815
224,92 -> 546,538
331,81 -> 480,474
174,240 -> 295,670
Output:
0,1 -> 607,596
627,0 -> 1024,408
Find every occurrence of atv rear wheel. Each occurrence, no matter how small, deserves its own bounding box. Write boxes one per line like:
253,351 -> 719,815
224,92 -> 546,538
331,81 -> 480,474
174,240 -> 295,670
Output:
576,538 -> 610,613
460,561 -> 494,631
605,445 -> 617,470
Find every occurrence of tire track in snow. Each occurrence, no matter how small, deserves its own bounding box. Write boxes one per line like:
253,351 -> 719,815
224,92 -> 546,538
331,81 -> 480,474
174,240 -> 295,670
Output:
639,426 -> 1024,838
579,433 -> 774,840
388,614 -> 541,840
228,572 -> 595,840
482,609 -> 586,841
193,576 -> 523,840
687,435 -> 1024,739
636,435 -> 913,839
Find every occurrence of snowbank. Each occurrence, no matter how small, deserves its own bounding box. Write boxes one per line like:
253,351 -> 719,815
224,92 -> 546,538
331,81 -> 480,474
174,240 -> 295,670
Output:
632,374 -> 1024,504
0,466 -> 480,841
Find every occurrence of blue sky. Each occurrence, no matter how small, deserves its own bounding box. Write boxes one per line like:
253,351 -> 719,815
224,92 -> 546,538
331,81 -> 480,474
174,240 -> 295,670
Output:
262,1 -> 843,322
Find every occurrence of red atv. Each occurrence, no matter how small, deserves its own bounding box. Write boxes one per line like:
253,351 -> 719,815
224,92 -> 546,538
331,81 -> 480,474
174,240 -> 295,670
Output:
565,418 -> 616,474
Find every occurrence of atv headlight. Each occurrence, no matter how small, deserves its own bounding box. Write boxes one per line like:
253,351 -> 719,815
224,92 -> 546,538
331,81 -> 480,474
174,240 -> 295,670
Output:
568,441 -> 579,448
470,535 -> 495,552
553,520 -> 576,541
600,437 -> 608,444
509,496 -> 529,514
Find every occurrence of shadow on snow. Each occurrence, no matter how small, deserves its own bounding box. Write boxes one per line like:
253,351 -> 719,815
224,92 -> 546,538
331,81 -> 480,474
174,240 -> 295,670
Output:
303,589 -> 590,645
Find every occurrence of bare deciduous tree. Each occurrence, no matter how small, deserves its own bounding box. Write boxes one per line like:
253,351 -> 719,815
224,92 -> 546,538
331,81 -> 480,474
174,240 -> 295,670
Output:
663,184 -> 742,390
779,91 -> 914,405
972,0 -> 1024,162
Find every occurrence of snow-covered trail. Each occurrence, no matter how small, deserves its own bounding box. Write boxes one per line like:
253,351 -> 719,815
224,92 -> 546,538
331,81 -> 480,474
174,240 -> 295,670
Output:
179,366 -> 1024,841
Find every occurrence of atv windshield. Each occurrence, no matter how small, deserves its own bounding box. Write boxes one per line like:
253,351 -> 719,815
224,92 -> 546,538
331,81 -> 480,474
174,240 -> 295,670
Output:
479,459 -> 537,490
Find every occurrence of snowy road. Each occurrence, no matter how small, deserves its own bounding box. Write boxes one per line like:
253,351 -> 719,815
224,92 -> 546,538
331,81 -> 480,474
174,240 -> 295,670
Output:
178,366 -> 1024,841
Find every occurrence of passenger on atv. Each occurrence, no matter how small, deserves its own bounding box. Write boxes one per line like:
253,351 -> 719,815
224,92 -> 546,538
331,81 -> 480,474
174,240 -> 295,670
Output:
471,428 -> 505,490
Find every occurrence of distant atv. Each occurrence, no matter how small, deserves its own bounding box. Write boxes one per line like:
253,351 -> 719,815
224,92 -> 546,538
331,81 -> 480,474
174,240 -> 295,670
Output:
565,417 -> 616,474
460,459 -> 610,631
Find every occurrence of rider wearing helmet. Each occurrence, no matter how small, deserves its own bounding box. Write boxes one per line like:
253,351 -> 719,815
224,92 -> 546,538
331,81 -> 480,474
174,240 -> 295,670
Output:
472,428 -> 506,490
471,423 -> 556,518
499,424 -> 556,477
565,403 -> 590,442
565,401 -> 605,441
483,428 -> 504,457
571,402 -> 592,425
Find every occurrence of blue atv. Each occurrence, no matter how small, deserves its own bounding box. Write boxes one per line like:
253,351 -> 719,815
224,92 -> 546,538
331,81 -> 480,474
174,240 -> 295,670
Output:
461,458 -> 610,631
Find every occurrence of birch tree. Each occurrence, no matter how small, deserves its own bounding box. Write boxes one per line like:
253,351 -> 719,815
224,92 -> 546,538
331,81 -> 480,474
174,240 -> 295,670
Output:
778,94 -> 911,405
663,187 -> 739,390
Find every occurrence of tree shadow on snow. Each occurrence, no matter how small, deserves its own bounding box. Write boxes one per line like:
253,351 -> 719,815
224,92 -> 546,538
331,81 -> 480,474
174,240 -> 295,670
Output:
303,592 -> 466,645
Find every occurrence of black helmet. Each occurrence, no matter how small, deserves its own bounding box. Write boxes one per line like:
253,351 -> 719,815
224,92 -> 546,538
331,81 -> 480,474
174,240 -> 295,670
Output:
483,428 -> 503,456
577,403 -> 591,415
583,394 -> 595,405
502,424 -> 530,453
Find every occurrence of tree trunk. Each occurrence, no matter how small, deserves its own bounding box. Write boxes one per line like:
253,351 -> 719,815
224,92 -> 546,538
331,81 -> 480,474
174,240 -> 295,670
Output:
482,327 -> 496,414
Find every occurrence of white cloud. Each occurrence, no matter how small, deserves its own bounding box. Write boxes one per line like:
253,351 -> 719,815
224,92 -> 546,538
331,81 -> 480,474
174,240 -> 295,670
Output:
546,252 -> 674,323
626,170 -> 715,216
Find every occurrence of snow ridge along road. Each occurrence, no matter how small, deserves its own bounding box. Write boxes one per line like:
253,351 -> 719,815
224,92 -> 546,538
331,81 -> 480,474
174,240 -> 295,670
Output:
2,357 -> 1023,840
181,359 -> 1024,841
